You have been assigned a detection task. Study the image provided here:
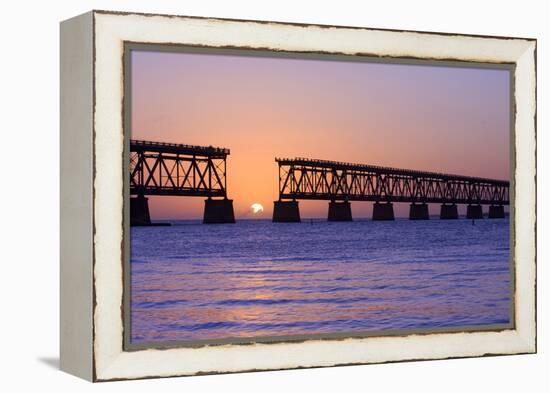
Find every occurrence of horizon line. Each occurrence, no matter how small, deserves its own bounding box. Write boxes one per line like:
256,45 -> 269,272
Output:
150,214 -> 509,222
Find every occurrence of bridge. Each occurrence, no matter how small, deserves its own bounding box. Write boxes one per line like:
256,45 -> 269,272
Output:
273,157 -> 509,222
129,139 -> 235,225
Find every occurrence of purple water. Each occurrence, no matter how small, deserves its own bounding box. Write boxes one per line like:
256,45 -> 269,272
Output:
130,218 -> 511,343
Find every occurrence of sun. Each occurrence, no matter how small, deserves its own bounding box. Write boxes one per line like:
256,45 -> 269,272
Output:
251,203 -> 264,214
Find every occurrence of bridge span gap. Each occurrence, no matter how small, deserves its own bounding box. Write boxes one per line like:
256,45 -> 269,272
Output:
129,140 -> 235,225
273,158 -> 509,222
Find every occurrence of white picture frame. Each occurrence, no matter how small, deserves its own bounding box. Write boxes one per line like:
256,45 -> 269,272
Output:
60,10 -> 536,382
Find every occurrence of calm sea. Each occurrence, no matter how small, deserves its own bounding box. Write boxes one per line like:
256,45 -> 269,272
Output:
130,218 -> 511,343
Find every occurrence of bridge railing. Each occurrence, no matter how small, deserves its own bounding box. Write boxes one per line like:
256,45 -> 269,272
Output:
131,139 -> 230,157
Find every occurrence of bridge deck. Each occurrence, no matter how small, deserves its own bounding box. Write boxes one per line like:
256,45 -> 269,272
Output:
131,139 -> 229,158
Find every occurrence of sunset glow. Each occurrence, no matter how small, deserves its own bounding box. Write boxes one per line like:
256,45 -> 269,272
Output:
129,47 -> 512,344
130,49 -> 510,219
251,203 -> 264,214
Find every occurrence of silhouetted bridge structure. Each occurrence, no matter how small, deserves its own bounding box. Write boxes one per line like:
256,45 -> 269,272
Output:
130,140 -> 235,225
273,157 -> 509,222
129,140 -> 509,225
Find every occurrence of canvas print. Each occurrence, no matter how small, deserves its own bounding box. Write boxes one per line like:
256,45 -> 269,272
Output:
127,47 -> 512,346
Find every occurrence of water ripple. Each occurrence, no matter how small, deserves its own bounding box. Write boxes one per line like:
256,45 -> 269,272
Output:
130,218 -> 511,343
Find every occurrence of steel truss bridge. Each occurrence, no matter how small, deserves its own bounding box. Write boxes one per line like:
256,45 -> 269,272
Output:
272,157 -> 509,221
130,139 -> 229,198
276,157 -> 509,205
127,140 -> 509,224
129,140 -> 235,225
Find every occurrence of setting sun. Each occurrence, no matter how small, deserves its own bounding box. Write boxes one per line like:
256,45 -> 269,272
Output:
251,203 -> 264,214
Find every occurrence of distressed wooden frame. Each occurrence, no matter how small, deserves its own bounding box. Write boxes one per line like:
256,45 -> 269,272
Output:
60,10 -> 536,382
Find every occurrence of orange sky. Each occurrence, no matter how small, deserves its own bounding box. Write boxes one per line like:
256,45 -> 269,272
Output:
130,49 -> 510,219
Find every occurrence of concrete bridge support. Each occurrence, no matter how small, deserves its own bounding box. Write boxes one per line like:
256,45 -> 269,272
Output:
273,200 -> 301,222
203,198 -> 235,224
488,205 -> 505,218
130,194 -> 151,226
440,204 -> 458,219
328,201 -> 352,221
466,204 -> 483,219
409,203 -> 429,220
372,202 -> 395,221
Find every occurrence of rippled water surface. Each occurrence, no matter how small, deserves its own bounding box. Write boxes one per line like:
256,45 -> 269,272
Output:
130,218 -> 510,343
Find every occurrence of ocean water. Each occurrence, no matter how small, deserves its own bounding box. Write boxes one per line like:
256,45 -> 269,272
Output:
130,218 -> 511,343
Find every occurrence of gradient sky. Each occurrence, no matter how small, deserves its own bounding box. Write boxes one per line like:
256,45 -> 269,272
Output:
131,49 -> 510,219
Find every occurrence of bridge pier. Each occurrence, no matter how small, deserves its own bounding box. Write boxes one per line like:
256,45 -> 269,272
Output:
372,202 -> 394,221
130,194 -> 151,226
203,198 -> 235,224
466,204 -> 483,219
409,203 -> 429,220
273,200 -> 301,222
328,201 -> 352,221
488,205 -> 505,219
440,204 -> 458,219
